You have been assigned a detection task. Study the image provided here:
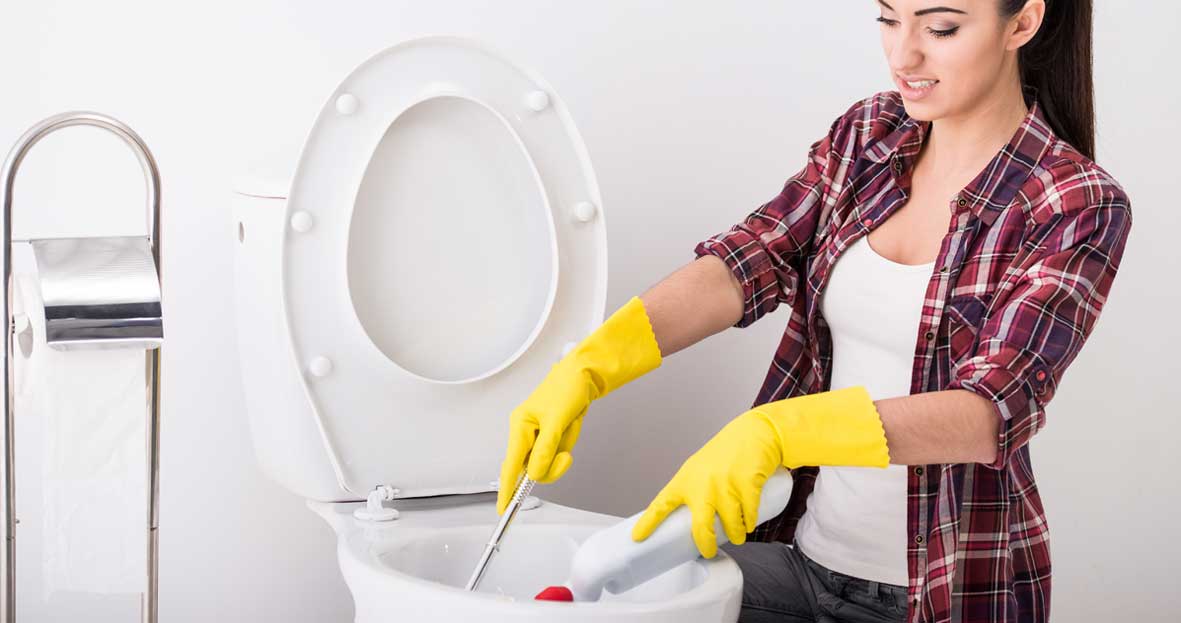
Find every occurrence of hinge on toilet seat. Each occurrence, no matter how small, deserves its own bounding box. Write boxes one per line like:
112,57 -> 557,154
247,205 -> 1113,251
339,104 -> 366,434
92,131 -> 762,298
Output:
353,485 -> 400,521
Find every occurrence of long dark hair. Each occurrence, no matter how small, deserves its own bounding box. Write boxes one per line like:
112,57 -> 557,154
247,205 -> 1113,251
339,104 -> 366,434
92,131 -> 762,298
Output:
1000,0 -> 1095,160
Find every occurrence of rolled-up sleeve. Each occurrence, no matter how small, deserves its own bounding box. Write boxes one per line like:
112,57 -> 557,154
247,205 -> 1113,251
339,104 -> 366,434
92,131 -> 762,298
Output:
694,102 -> 860,328
946,191 -> 1133,470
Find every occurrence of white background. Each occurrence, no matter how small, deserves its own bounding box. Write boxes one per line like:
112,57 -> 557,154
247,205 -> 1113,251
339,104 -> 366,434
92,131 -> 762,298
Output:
1,1 -> 1177,621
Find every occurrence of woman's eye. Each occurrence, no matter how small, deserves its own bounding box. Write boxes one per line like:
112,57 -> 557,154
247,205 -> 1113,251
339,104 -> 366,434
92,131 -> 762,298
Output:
877,16 -> 959,38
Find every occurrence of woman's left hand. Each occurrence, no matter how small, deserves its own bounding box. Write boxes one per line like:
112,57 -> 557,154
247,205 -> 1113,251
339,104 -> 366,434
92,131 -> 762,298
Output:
631,386 -> 891,558
630,411 -> 782,559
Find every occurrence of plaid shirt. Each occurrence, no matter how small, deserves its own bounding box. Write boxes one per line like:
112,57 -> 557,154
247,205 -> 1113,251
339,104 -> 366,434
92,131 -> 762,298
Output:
693,88 -> 1132,623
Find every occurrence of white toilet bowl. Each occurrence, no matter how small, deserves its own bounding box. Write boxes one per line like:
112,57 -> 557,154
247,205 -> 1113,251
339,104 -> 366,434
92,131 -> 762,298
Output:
309,494 -> 742,622
231,36 -> 746,621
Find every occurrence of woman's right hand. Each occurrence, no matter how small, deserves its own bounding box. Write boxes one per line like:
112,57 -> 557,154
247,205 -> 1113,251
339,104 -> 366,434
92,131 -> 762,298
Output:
496,296 -> 663,514
497,358 -> 592,512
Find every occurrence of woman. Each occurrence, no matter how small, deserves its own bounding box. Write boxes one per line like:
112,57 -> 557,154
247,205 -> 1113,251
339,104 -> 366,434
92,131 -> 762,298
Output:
497,1 -> 1132,622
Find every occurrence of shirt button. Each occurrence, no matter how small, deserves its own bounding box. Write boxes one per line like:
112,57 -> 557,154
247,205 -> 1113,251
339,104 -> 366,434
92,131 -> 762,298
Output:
862,218 -> 873,227
1035,370 -> 1047,381
957,196 -> 968,208
914,534 -> 924,544
925,331 -> 935,341
893,158 -> 903,173
914,466 -> 923,475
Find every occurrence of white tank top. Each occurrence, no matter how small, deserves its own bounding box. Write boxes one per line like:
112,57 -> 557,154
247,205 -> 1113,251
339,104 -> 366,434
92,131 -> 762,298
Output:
793,233 -> 934,587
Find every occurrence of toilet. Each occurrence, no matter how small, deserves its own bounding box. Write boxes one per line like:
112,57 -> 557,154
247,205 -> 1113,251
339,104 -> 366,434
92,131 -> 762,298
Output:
230,36 -> 744,622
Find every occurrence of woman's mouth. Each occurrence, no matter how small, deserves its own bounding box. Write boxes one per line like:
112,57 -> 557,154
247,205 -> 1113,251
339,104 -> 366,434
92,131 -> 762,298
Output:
896,75 -> 939,100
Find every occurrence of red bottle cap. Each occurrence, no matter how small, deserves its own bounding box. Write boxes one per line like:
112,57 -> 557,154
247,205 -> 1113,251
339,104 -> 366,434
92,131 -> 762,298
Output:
534,586 -> 574,602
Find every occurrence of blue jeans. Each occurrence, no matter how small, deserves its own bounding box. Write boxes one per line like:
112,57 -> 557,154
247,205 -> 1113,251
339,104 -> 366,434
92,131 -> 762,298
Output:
720,539 -> 908,623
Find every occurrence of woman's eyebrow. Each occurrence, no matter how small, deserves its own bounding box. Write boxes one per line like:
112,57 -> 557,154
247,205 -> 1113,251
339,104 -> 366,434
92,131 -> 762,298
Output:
877,1 -> 968,16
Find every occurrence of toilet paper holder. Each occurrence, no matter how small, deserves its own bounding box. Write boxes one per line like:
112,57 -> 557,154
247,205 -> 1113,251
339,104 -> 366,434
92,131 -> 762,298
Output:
0,112 -> 163,623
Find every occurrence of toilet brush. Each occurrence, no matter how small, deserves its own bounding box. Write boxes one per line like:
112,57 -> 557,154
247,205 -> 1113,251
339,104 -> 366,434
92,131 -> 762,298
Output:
466,473 -> 536,592
465,473 -> 576,601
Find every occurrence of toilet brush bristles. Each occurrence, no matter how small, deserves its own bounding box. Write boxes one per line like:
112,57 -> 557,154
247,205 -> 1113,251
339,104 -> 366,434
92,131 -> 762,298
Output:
534,586 -> 574,602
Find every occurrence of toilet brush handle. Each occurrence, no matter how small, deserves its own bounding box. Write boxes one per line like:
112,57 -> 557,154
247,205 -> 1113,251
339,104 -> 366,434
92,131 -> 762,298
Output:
465,474 -> 536,591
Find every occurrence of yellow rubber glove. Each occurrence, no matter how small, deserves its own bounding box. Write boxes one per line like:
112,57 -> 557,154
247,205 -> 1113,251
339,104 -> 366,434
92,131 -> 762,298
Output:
497,296 -> 663,514
630,385 -> 890,558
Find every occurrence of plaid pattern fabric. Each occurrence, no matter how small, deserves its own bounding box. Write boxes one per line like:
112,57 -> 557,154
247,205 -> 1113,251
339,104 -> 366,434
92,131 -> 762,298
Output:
693,88 -> 1132,623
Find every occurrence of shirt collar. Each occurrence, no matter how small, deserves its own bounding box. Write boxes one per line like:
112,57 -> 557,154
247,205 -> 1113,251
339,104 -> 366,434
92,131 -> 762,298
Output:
862,85 -> 1055,226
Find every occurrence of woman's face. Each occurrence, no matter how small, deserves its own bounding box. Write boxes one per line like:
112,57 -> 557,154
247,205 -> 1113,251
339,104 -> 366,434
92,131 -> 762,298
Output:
876,0 -> 1042,121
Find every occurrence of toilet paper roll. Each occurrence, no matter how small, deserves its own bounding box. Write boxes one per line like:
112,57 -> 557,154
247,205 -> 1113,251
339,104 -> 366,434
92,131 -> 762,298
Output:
12,272 -> 147,599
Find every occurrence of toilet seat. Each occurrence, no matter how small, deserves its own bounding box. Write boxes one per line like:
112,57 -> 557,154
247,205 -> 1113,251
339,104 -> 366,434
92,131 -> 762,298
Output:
280,37 -> 607,500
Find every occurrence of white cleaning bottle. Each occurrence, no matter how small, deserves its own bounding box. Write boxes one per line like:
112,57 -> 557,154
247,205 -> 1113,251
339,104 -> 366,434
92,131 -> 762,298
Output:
567,467 -> 794,601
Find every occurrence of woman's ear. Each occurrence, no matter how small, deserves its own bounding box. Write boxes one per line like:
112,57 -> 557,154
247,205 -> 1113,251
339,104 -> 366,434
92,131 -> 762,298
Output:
1006,0 -> 1046,52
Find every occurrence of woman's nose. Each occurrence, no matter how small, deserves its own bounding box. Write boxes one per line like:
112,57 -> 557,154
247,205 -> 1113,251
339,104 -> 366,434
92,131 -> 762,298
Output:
889,31 -> 924,73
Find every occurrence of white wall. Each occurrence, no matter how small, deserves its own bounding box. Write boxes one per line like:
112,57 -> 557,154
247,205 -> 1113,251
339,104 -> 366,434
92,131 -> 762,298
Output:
1,1 -> 1177,621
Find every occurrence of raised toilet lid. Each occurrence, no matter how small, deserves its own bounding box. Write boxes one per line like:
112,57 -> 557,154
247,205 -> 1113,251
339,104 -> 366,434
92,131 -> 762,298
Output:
281,37 -> 607,500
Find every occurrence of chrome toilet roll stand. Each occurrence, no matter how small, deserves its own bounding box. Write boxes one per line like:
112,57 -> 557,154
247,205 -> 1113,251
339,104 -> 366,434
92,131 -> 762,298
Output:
0,112 -> 164,623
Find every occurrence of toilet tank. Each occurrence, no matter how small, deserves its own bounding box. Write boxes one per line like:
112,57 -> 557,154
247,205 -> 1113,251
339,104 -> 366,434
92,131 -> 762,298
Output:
231,161 -> 356,502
